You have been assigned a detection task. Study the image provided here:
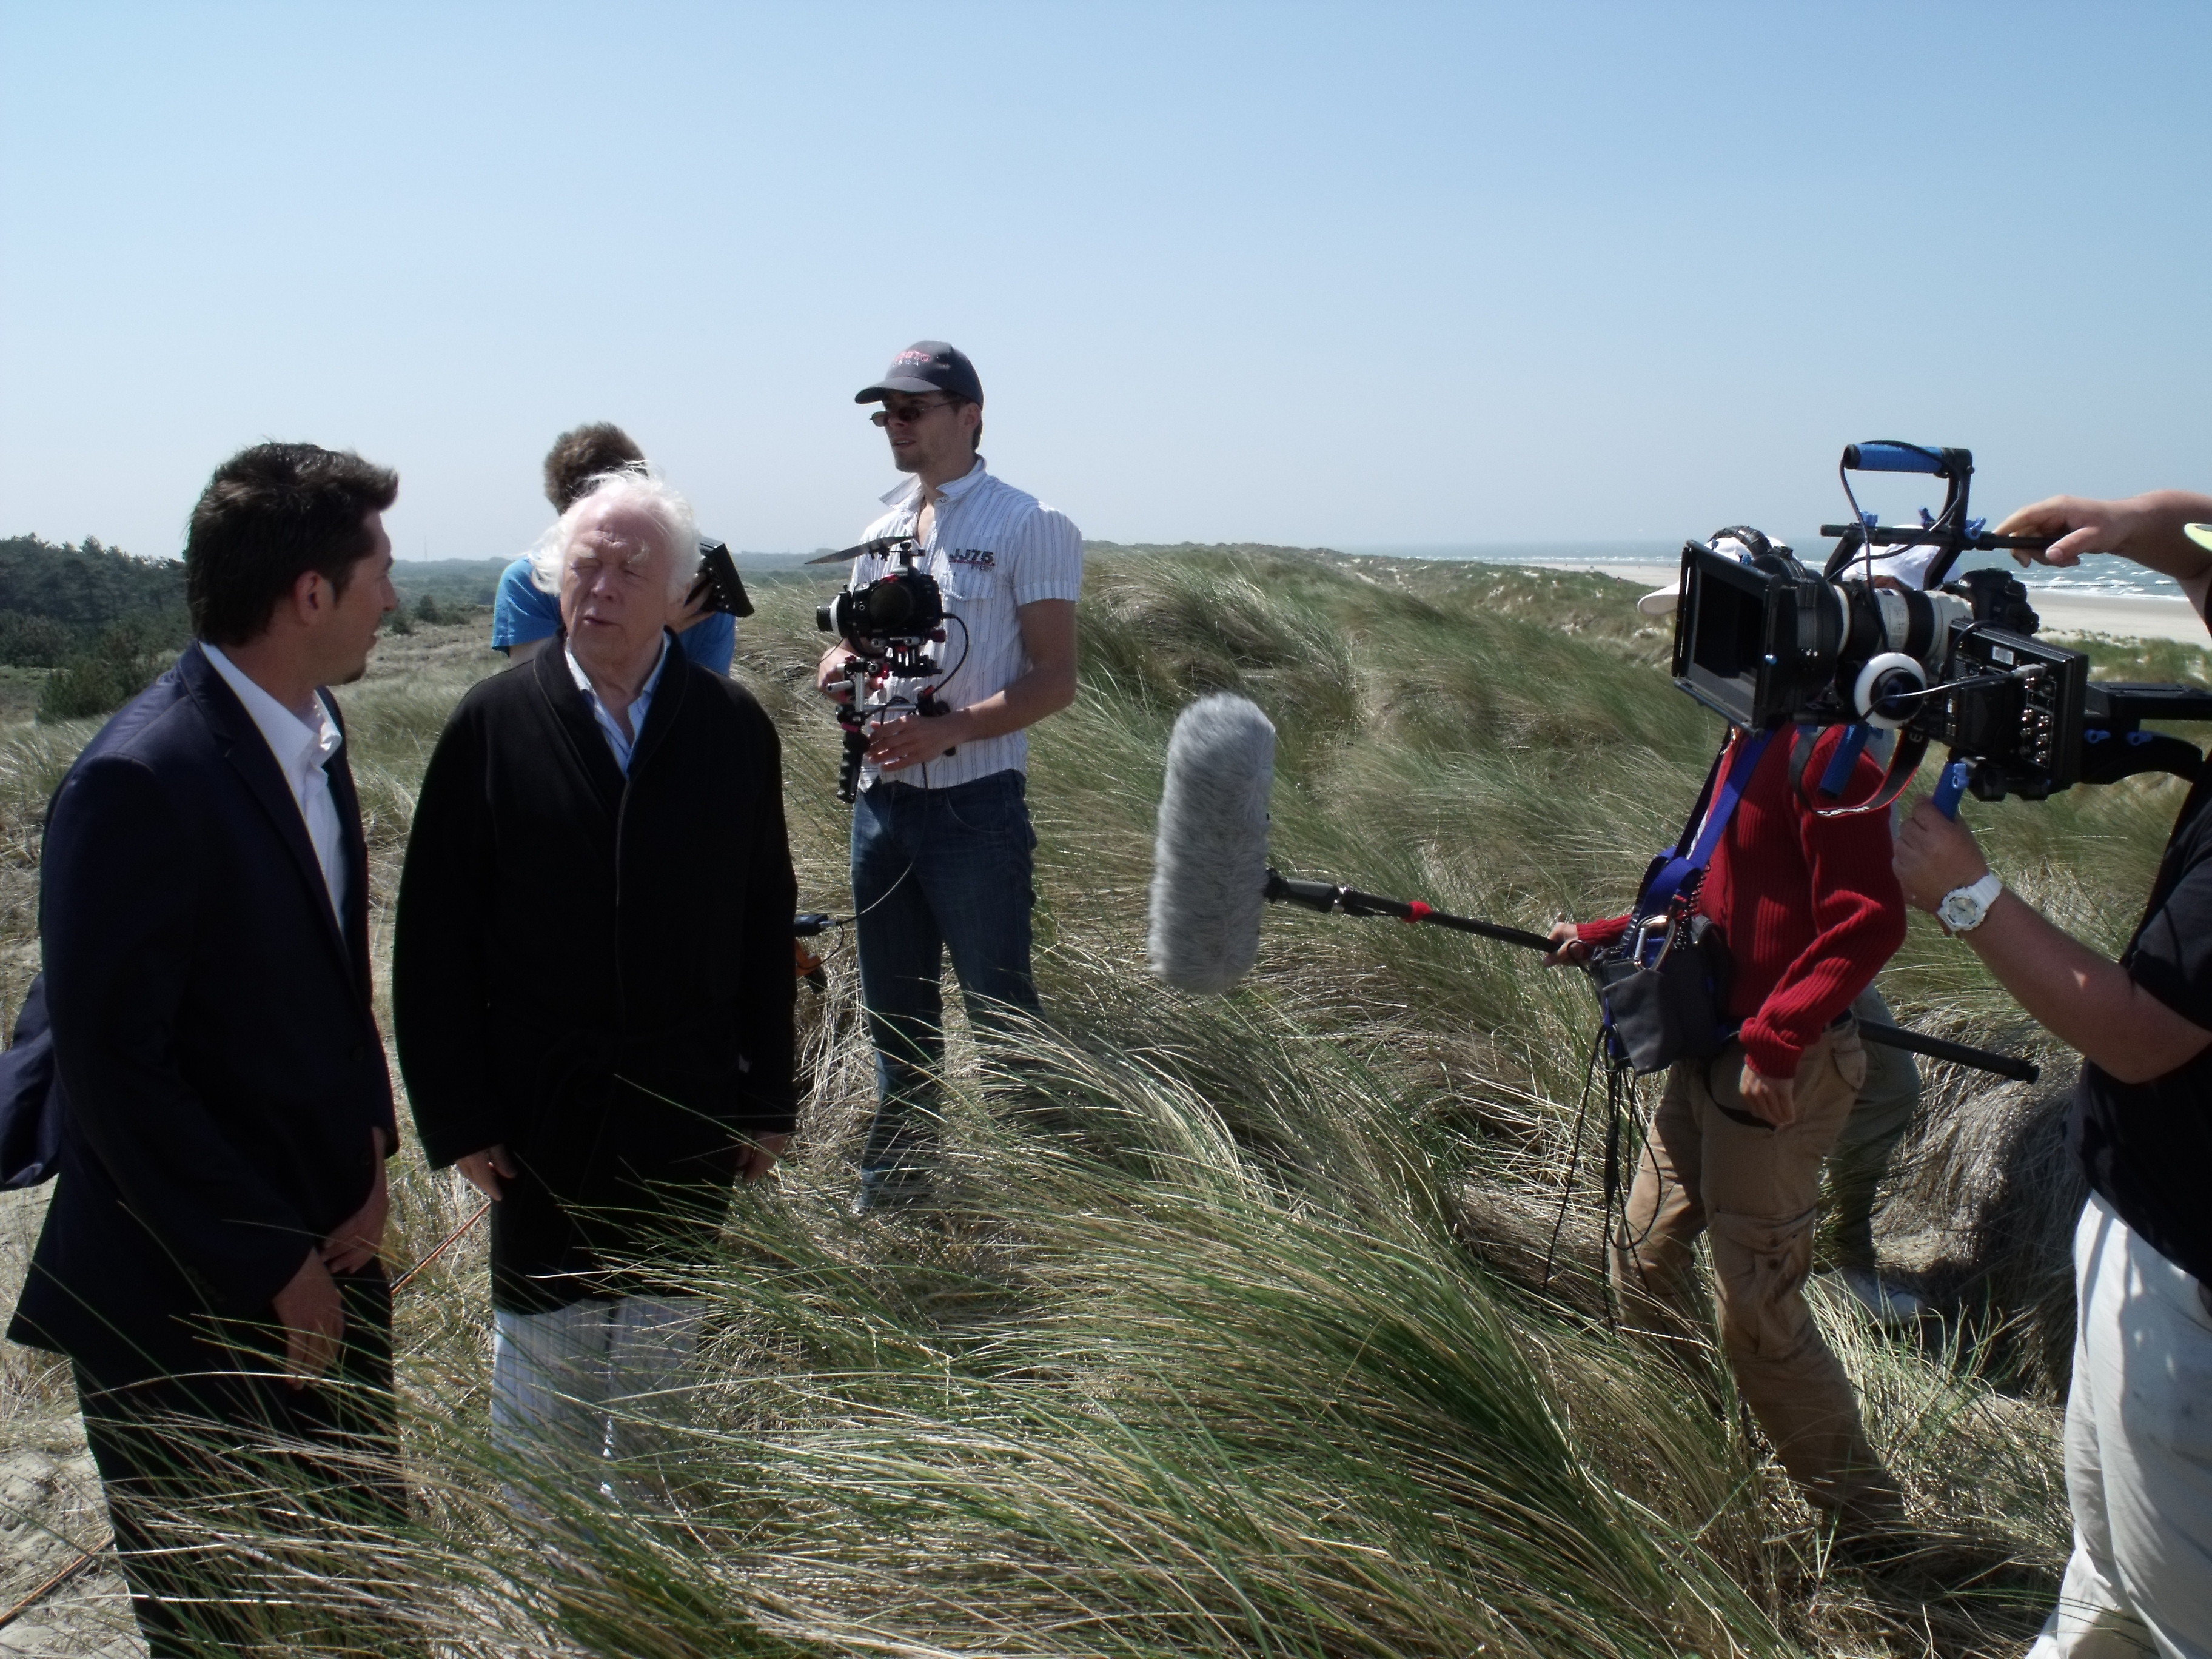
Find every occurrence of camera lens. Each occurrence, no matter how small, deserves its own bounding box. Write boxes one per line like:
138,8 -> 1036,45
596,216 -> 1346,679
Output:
815,601 -> 839,634
865,578 -> 917,629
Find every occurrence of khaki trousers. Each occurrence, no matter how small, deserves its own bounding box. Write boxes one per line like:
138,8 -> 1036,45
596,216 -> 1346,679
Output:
1822,986 -> 1923,1273
1609,1024 -> 1902,1521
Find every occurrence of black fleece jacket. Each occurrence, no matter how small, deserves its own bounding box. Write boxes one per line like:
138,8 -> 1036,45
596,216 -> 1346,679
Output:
393,637 -> 796,1311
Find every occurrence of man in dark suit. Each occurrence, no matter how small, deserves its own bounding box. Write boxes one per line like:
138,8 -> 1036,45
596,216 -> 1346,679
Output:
7,443 -> 403,1654
395,469 -> 795,1506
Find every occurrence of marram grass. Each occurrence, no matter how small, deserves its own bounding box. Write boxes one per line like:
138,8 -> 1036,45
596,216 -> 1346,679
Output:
6,548 -> 2188,1655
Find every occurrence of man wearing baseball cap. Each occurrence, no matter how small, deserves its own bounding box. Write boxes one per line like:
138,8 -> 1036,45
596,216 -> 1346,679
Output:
816,341 -> 1084,1212
1897,488 -> 2212,1657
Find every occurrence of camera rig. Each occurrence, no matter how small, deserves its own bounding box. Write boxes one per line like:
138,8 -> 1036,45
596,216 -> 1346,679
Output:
1670,442 -> 2212,810
808,535 -> 968,802
684,538 -> 756,618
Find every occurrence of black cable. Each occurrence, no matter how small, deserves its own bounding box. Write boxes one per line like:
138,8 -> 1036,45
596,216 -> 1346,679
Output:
1840,455 -> 1877,589
847,862 -> 914,922
1540,1022 -> 1674,1335
1611,1065 -> 1666,1256
931,612 -> 974,699
1541,1027 -> 1607,1292
1602,1066 -> 1629,1330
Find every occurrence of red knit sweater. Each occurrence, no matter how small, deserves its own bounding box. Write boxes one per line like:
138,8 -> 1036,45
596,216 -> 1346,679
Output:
1580,727 -> 1908,1078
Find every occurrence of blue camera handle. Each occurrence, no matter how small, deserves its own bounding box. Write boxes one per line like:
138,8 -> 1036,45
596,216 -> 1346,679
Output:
1843,441 -> 1947,476
1932,759 -> 1971,819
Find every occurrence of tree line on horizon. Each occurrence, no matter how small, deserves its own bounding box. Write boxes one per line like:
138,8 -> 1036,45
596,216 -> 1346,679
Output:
0,537 -> 521,719
0,535 -> 192,721
0,531 -> 1361,724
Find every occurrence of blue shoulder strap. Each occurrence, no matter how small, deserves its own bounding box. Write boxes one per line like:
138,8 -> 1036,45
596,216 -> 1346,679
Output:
1636,729 -> 1774,927
1820,723 -> 1871,797
1789,721 -> 1872,802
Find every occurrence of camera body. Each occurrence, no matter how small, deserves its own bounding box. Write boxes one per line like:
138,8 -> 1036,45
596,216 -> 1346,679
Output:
1672,541 -> 2091,800
816,560 -> 945,657
815,537 -> 956,802
1667,444 -> 2212,805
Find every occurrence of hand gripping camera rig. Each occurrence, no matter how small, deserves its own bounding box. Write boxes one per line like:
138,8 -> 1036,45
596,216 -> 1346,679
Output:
808,535 -> 967,802
684,539 -> 756,620
1671,441 -> 2212,813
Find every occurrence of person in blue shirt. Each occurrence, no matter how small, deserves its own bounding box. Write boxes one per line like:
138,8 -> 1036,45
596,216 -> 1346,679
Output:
491,422 -> 736,675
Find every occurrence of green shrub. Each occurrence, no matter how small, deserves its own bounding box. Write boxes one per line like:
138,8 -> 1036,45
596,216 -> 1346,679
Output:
0,610 -> 78,668
36,620 -> 178,722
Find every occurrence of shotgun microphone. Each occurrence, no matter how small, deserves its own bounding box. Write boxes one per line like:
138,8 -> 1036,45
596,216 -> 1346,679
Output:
1142,700 -> 2042,1082
1145,693 -> 1553,994
1147,694 -> 1278,993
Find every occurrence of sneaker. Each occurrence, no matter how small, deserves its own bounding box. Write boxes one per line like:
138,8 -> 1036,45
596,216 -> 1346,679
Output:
1837,1267 -> 1929,1326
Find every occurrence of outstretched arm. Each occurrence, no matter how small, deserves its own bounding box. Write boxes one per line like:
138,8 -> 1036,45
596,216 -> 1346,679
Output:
1894,799 -> 2212,1082
1997,490 -> 2212,589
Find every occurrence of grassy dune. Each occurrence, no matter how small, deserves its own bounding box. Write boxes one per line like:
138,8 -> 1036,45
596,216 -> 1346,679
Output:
5,549 -> 2205,1656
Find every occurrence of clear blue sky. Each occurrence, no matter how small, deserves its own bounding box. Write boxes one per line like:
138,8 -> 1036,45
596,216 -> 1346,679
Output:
4,2 -> 2207,563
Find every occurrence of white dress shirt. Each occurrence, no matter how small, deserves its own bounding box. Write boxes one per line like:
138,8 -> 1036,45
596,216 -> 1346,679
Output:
565,632 -> 671,774
202,643 -> 348,924
849,458 -> 1083,791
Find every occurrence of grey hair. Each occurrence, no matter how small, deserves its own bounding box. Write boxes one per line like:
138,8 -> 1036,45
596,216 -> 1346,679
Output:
529,469 -> 699,602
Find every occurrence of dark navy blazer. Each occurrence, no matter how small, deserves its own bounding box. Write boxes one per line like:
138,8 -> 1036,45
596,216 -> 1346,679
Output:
7,643 -> 395,1390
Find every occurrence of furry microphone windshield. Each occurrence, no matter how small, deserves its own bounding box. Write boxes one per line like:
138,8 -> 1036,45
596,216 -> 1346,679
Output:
1147,693 -> 1276,993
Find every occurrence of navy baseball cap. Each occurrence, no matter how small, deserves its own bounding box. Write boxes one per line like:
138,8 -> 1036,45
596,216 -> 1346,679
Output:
856,340 -> 984,405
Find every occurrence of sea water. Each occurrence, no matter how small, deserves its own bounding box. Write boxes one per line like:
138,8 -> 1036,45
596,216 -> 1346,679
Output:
1341,542 -> 2188,600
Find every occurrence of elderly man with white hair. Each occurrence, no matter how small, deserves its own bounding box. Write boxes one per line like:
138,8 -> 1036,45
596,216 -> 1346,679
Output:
392,471 -> 796,1498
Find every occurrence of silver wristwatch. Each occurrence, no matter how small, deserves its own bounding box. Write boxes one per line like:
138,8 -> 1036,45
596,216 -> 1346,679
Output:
1937,871 -> 2005,934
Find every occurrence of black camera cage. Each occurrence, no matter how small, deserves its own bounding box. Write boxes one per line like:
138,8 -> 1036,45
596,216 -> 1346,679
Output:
809,536 -> 971,802
1669,443 -> 2212,812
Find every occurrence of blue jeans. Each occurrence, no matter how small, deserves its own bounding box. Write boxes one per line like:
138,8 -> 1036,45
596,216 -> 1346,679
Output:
851,770 -> 1039,1171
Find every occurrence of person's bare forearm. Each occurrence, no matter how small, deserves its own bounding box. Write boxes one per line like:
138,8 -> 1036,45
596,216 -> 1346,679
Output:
949,661 -> 1076,743
1895,798 -> 2212,1082
814,648 -> 1070,736
2098,491 -> 2212,581
1998,490 -> 2212,585
859,659 -> 1076,774
1957,893 -> 2203,1082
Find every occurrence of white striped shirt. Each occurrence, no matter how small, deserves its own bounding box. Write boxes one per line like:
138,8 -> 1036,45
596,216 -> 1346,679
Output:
851,458 -> 1083,791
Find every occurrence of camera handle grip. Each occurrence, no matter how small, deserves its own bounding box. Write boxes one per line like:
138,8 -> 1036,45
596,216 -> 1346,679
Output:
1932,759 -> 1971,819
1843,441 -> 1948,476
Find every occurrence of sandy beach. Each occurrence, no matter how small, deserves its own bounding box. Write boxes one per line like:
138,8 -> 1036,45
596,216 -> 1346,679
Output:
1530,560 -> 2209,646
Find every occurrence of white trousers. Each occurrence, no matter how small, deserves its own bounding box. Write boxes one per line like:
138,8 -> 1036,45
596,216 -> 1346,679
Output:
491,1295 -> 703,1503
2029,1194 -> 2212,1659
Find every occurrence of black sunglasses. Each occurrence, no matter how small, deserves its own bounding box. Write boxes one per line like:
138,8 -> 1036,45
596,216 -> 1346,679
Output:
870,398 -> 957,427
